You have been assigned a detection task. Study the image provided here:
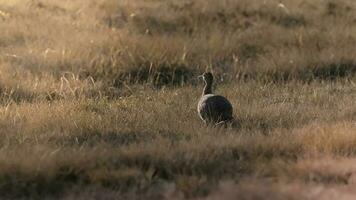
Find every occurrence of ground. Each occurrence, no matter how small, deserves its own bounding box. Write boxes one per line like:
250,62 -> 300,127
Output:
1,0 -> 356,199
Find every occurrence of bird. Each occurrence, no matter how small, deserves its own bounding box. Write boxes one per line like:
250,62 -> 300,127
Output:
197,72 -> 234,125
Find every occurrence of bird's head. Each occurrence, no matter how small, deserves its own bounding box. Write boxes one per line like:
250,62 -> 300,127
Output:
198,72 -> 214,84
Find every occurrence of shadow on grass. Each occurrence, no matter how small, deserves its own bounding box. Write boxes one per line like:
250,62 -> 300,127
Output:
125,4 -> 306,35
0,128 -> 306,199
0,85 -> 37,104
117,61 -> 356,88
115,64 -> 196,88
51,131 -> 192,147
238,61 -> 356,83
0,166 -> 89,199
311,61 -> 356,80
0,148 -> 250,199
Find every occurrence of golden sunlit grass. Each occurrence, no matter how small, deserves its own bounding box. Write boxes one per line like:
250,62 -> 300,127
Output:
1,0 -> 356,199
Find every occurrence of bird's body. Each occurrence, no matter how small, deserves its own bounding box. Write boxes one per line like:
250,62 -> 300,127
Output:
197,72 -> 234,125
198,94 -> 233,123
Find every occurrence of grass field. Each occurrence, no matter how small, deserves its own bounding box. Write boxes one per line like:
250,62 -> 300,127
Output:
1,0 -> 356,199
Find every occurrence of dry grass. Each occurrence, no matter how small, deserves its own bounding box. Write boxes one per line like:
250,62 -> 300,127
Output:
1,0 -> 356,199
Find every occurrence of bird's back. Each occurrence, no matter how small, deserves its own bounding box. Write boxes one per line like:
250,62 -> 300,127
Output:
198,94 -> 233,123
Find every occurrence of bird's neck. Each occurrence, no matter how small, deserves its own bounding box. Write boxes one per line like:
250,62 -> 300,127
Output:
203,81 -> 213,95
